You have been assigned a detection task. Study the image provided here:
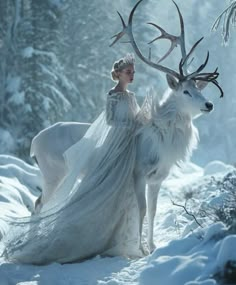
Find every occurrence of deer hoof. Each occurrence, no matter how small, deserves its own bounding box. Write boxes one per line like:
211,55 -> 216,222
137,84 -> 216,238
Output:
148,241 -> 156,253
139,244 -> 149,256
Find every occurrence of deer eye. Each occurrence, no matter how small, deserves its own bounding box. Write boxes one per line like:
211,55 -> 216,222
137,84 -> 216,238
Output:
183,90 -> 192,97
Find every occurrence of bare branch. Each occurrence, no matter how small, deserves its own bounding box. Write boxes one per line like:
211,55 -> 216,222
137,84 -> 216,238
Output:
171,199 -> 203,228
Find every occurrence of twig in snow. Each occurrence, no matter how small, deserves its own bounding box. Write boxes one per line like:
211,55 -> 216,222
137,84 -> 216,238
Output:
171,199 -> 203,228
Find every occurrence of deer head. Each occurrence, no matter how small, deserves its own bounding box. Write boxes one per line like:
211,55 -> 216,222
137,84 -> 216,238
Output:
110,0 -> 223,117
165,74 -> 214,118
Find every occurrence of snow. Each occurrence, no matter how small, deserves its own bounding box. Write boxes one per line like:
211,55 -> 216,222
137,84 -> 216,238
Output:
204,160 -> 235,176
0,155 -> 236,284
22,47 -> 34,59
6,76 -> 21,94
216,235 -> 236,268
21,47 -> 58,63
5,75 -> 25,106
49,0 -> 66,9
0,129 -> 15,154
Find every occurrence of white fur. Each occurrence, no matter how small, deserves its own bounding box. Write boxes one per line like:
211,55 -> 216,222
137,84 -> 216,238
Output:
134,77 -> 212,253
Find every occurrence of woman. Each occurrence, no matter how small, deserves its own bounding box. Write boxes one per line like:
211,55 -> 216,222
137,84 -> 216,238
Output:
2,54 -> 143,264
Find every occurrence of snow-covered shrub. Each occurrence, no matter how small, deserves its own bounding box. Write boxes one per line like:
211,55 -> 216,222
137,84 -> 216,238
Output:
172,170 -> 236,236
210,171 -> 236,233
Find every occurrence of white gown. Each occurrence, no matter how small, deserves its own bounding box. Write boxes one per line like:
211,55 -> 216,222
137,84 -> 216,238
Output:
2,91 -> 143,265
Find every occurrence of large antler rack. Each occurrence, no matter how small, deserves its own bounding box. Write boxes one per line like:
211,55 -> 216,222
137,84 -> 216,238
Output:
110,0 -> 223,97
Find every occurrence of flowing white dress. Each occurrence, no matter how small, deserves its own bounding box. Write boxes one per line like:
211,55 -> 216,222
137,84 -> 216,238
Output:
2,91 -> 143,264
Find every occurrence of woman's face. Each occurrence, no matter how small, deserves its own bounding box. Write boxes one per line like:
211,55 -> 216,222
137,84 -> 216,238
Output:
118,64 -> 135,84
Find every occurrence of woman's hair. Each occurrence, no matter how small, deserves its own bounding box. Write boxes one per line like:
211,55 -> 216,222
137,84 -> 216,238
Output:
111,53 -> 135,81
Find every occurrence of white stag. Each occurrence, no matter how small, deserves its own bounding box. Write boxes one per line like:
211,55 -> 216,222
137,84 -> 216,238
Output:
110,0 -> 223,252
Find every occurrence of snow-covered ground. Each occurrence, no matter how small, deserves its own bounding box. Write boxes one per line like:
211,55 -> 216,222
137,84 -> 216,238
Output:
0,154 -> 236,285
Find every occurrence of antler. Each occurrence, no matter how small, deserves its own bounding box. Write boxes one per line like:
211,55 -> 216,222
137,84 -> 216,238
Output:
189,68 -> 224,98
110,0 -> 224,97
110,0 -> 181,80
147,1 -> 187,71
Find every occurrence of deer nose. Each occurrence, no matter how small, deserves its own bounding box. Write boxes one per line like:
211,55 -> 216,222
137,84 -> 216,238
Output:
205,101 -> 213,111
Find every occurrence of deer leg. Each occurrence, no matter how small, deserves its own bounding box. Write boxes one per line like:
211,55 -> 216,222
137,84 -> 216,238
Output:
134,174 -> 147,255
33,194 -> 42,214
147,183 -> 161,253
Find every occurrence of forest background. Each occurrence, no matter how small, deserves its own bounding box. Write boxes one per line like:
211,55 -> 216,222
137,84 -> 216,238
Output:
0,0 -> 235,166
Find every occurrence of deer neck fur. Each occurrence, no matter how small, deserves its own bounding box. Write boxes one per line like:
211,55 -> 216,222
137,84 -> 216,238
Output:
151,92 -> 199,166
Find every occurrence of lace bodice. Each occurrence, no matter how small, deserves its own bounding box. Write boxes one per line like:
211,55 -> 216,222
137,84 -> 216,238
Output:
106,91 -> 140,126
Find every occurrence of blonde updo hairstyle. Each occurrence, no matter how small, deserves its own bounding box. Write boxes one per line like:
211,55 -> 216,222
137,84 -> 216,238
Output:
111,53 -> 135,82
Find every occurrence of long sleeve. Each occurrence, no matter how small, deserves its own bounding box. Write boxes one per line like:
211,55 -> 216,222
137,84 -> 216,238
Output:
106,94 -> 119,125
106,91 -> 140,127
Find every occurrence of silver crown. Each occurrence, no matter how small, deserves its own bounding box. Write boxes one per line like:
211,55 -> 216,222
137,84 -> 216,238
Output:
113,53 -> 135,71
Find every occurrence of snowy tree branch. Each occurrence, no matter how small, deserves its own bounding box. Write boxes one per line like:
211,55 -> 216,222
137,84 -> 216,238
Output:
212,1 -> 236,43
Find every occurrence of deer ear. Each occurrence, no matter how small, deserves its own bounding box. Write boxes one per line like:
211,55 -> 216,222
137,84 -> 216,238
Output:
166,74 -> 179,90
196,80 -> 208,90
